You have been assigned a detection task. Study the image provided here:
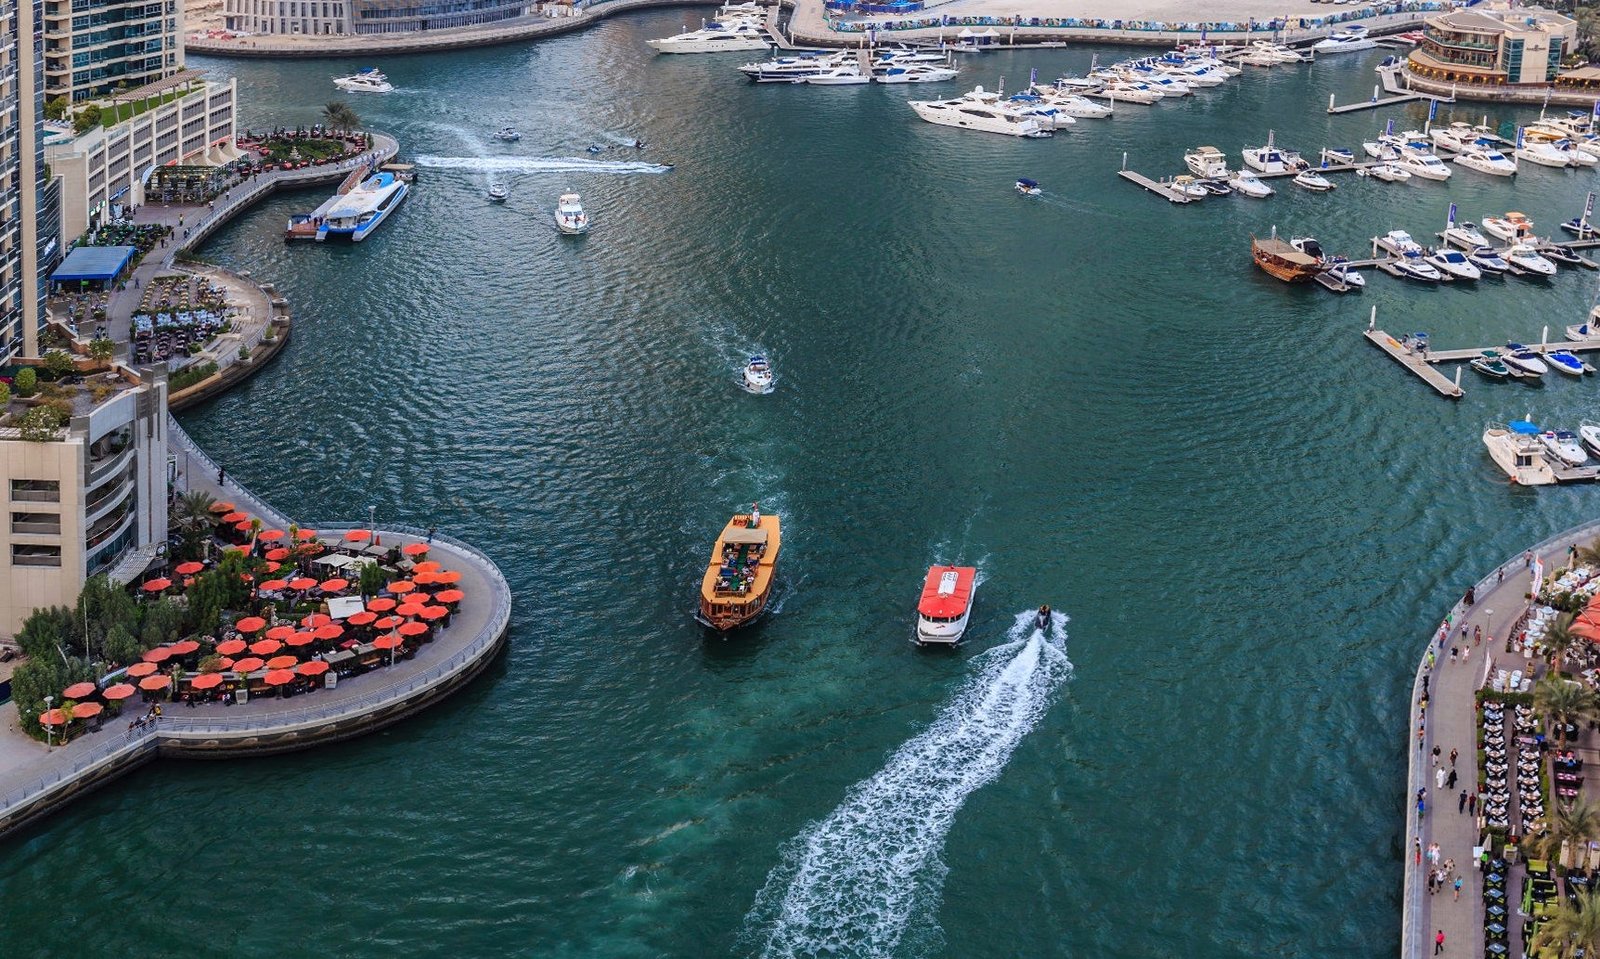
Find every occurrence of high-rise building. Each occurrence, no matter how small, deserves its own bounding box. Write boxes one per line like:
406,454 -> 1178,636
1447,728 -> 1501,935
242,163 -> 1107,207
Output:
42,0 -> 183,104
224,0 -> 536,37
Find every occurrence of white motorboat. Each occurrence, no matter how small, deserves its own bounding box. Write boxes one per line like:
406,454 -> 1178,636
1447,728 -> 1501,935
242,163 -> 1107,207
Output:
914,565 -> 977,645
1392,251 -> 1443,282
1581,421 -> 1600,457
1505,243 -> 1557,276
333,67 -> 393,93
1228,170 -> 1274,198
742,354 -> 774,393
1542,430 -> 1590,466
647,18 -> 769,53
1236,48 -> 1283,68
1101,80 -> 1164,104
487,183 -> 508,203
1482,212 -> 1535,243
1429,121 -> 1482,153
1170,176 -> 1209,200
1568,307 -> 1600,341
1184,146 -> 1229,178
1443,220 -> 1490,249
1322,147 -> 1357,166
739,52 -> 851,82
1312,24 -> 1376,54
1375,230 -> 1425,257
1561,215 -> 1599,239
1249,41 -> 1305,63
804,64 -> 870,85
1121,69 -> 1192,96
874,48 -> 950,65
555,192 -> 590,235
1547,350 -> 1587,376
1484,422 -> 1558,486
1515,139 -> 1575,168
876,64 -> 959,84
1503,343 -> 1549,375
1004,93 -> 1076,130
1362,134 -> 1403,160
1290,236 -> 1365,287
1032,75 -> 1105,97
1016,177 -> 1042,196
1397,152 -> 1452,181
1454,145 -> 1518,176
1292,170 -> 1334,192
1358,162 -> 1411,183
1241,132 -> 1307,175
1468,246 -> 1511,274
1426,248 -> 1481,281
908,87 -> 1052,138
1034,91 -> 1112,118
492,127 -> 522,142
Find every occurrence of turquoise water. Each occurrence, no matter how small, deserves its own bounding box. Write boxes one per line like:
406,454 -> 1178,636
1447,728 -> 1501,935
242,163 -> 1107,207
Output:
5,18 -> 1600,957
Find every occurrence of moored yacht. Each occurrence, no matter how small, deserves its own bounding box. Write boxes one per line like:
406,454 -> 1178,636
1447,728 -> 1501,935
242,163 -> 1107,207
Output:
1397,152 -> 1452,181
1241,132 -> 1307,174
1503,343 -> 1549,376
647,18 -> 769,53
1228,170 -> 1274,198
1312,24 -> 1375,54
1482,212 -> 1535,243
314,170 -> 408,242
696,506 -> 781,631
1032,90 -> 1112,117
1292,170 -> 1334,192
876,63 -> 960,84
555,192 -> 590,234
804,64 -> 870,85
1443,213 -> 1490,250
1505,243 -> 1557,276
1515,138 -> 1576,168
739,51 -> 851,82
1427,248 -> 1481,281
914,565 -> 977,645
1454,144 -> 1518,176
1429,121 -> 1484,152
1483,422 -> 1558,485
1358,162 -> 1411,182
1468,246 -> 1511,274
1185,146 -> 1229,178
1543,430 -> 1590,466
908,86 -> 1052,137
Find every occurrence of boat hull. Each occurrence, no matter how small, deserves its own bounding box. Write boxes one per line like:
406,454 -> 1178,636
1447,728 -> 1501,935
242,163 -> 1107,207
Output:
318,182 -> 408,242
648,36 -> 769,54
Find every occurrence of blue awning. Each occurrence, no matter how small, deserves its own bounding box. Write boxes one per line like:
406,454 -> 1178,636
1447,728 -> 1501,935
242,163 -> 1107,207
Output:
1510,420 -> 1540,435
51,245 -> 136,284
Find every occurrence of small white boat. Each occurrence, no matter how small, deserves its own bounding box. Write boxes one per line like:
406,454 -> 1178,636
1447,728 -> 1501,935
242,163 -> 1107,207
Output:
493,127 -> 522,142
1443,221 -> 1490,250
1170,176 -> 1209,200
1505,243 -> 1557,276
1503,343 -> 1549,376
1184,146 -> 1229,179
555,192 -> 590,234
1358,162 -> 1411,183
914,565 -> 977,645
1227,170 -> 1274,198
1427,248 -> 1480,281
1484,422 -> 1558,486
1468,246 -> 1511,274
1291,236 -> 1365,288
333,68 -> 393,93
487,183 -> 508,203
1482,212 -> 1535,243
1292,170 -> 1334,192
1547,350 -> 1587,376
1560,139 -> 1600,166
1397,152 -> 1452,181
1580,420 -> 1600,457
1241,132 -> 1307,175
1392,251 -> 1442,282
1567,310 -> 1600,341
1542,429 -> 1589,466
1375,230 -> 1425,257
1101,81 -> 1163,104
1015,177 -> 1041,196
742,354 -> 774,393
1312,25 -> 1376,54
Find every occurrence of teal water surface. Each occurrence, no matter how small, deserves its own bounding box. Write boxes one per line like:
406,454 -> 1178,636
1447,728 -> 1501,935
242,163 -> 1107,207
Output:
5,19 -> 1600,958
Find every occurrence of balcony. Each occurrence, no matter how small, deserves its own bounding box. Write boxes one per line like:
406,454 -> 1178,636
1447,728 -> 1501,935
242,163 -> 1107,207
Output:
11,517 -> 61,535
12,546 -> 62,568
86,440 -> 132,487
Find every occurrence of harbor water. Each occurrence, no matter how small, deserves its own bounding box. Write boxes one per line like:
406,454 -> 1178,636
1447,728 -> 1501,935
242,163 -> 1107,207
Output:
6,17 -> 1600,957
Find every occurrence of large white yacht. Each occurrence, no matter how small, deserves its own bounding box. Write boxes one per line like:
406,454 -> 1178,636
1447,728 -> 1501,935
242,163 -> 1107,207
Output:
1397,151 -> 1453,181
1185,146 -> 1229,178
908,86 -> 1052,137
647,18 -> 769,54
876,63 -> 960,84
1100,80 -> 1164,104
314,170 -> 408,242
804,64 -> 870,85
739,51 -> 851,82
1241,132 -> 1307,174
1029,87 -> 1112,117
1483,422 -> 1558,486
1454,143 -> 1518,176
1515,138 -> 1577,168
333,68 -> 393,93
1430,121 -> 1489,152
1312,25 -> 1376,54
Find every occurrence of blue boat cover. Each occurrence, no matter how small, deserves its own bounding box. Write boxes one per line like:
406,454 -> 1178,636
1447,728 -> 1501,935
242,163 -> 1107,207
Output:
51,245 -> 136,284
1017,178 -> 1038,188
1510,420 -> 1540,435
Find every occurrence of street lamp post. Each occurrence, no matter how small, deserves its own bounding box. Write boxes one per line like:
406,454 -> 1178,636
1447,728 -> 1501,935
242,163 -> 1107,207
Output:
367,504 -> 376,544
43,695 -> 53,751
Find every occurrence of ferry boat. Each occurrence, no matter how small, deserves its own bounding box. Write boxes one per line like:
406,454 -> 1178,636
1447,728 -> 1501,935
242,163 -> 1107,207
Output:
1251,236 -> 1320,283
914,565 -> 976,645
334,67 -> 393,93
314,171 -> 408,242
696,507 -> 781,631
647,18 -> 769,54
1483,421 -> 1558,486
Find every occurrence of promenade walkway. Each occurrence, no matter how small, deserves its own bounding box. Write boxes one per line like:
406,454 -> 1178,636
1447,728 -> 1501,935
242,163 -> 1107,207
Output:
1403,521 -> 1600,959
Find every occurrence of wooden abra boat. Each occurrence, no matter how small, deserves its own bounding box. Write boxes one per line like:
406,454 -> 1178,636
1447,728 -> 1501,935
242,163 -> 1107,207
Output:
696,505 -> 781,632
1252,235 -> 1321,283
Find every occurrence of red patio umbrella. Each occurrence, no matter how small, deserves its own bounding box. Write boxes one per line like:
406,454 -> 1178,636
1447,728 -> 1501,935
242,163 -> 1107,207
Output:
347,611 -> 376,626
263,561 -> 283,573
170,639 -> 200,655
288,577 -> 317,591
216,639 -> 247,655
142,647 -> 172,663
366,597 -> 396,612
219,657 -> 235,669
295,529 -> 319,541
220,511 -> 248,523
371,634 -> 403,650
235,616 -> 267,633
387,580 -> 416,595
401,542 -> 429,556
250,639 -> 284,656
62,682 -> 97,699
1574,607 -> 1600,640
320,578 -> 349,592
190,673 -> 224,690
209,501 -> 236,514
175,561 -> 204,575
257,529 -> 285,541
395,603 -> 427,618
142,578 -> 173,593
343,529 -> 372,542
413,560 -> 442,573
301,613 -> 331,628
102,683 -> 136,700
262,669 -> 296,686
265,547 -> 291,561
434,571 -> 461,585
297,660 -> 330,677
413,571 -> 437,586
285,631 -> 315,648
314,623 -> 344,641
39,708 -> 67,726
435,589 -> 465,604
234,521 -> 252,533
419,606 -> 449,621
265,625 -> 295,641
373,616 -> 401,631
138,675 -> 170,691
265,655 -> 298,670
127,662 -> 158,677
232,656 -> 265,673
72,702 -> 103,719
398,621 -> 428,637
259,579 -> 289,592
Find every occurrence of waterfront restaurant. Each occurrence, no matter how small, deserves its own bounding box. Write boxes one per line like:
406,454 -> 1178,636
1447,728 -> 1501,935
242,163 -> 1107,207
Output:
1407,6 -> 1574,87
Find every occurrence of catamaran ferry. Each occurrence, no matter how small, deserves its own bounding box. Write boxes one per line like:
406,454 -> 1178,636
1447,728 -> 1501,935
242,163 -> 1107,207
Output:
292,170 -> 409,242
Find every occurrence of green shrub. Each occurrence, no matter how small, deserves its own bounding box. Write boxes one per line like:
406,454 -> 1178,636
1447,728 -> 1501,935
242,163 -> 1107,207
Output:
14,367 -> 37,396
169,361 -> 218,392
41,350 -> 73,379
17,405 -> 65,442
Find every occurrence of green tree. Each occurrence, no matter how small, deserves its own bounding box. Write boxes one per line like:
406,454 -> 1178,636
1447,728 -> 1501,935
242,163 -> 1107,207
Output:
72,104 -> 101,135
87,339 -> 114,363
170,489 -> 216,561
1546,615 -> 1585,675
10,655 -> 92,737
0,381 -> 13,409
1536,887 -> 1600,959
17,405 -> 64,442
15,605 -> 76,662
1529,798 -> 1600,862
139,598 -> 184,650
44,95 -> 69,121
74,575 -> 138,663
103,623 -> 140,666
321,101 -> 360,133
13,367 -> 36,397
358,560 -> 385,599
42,350 -> 74,379
1536,676 -> 1596,747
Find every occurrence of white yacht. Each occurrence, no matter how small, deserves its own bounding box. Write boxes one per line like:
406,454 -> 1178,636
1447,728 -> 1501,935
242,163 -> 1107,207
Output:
1429,121 -> 1493,152
1514,139 -> 1576,168
804,64 -> 870,85
1228,170 -> 1274,198
1185,146 -> 1229,178
313,170 -> 408,242
1584,422 -> 1600,457
876,64 -> 959,84
1241,132 -> 1306,174
1101,81 -> 1163,104
493,127 -> 522,142
1392,251 -> 1443,282
1426,248 -> 1481,281
1033,91 -> 1111,118
555,193 -> 590,235
1483,422 -> 1558,486
1313,25 -> 1376,54
1468,246 -> 1511,274
333,68 -> 393,93
1505,243 -> 1557,276
648,17 -> 768,53
908,87 -> 1052,138
1561,139 -> 1600,166
742,354 -> 774,393
1443,219 -> 1490,250
1358,162 -> 1411,182
1542,429 -> 1590,465
1454,144 -> 1518,176
1292,170 -> 1334,192
1376,230 -> 1425,257
487,183 -> 508,203
1397,152 -> 1452,181
739,52 -> 851,82
1482,212 -> 1535,242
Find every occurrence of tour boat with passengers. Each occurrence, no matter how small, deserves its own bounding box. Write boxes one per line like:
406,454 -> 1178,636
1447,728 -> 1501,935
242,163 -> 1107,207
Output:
914,565 -> 977,645
697,506 -> 781,632
314,170 -> 408,242
555,193 -> 590,235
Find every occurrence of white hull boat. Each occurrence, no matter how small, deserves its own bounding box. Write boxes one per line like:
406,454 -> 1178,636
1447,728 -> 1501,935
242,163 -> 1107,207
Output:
909,87 -> 1051,137
742,354 -> 774,393
1427,249 -> 1481,281
1482,213 -> 1535,243
1312,26 -> 1376,54
1484,423 -> 1558,486
804,65 -> 869,85
1359,163 -> 1411,182
647,22 -> 769,53
877,65 -> 959,84
1292,170 -> 1334,192
1228,171 -> 1273,198
334,68 -> 392,93
1241,132 -> 1306,175
555,192 -> 590,235
1543,430 -> 1590,466
1505,243 -> 1557,276
1184,146 -> 1229,178
1547,351 -> 1587,376
1398,152 -> 1452,180
1503,343 -> 1549,375
1581,421 -> 1600,457
1515,141 -> 1574,168
1454,147 -> 1518,176
1443,222 -> 1490,249
1468,246 -> 1511,274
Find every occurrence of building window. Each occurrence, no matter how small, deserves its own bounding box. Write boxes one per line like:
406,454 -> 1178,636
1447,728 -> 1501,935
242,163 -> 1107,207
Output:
11,512 -> 61,535
13,544 -> 61,567
11,479 -> 59,502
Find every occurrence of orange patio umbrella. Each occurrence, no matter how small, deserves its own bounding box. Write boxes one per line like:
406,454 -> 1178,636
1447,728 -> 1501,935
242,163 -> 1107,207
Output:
170,639 -> 200,655
366,597 -> 396,612
250,639 -> 283,656
347,610 -> 376,626
320,578 -> 349,592
371,634 -> 403,650
234,521 -> 252,533
235,616 -> 267,633
142,647 -> 172,663
219,657 -> 235,669
62,681 -> 97,699
263,561 -> 283,573
259,579 -> 289,591
301,613 -> 332,628
190,673 -> 224,690
1574,607 -> 1600,640
413,560 -> 441,573
142,578 -> 173,593
265,655 -> 298,670
220,511 -> 248,523
297,660 -> 330,677
127,662 -> 158,677
262,669 -> 296,686
343,529 -> 372,542
175,561 -> 204,575
257,529 -> 285,542
232,656 -> 265,673
295,529 -> 319,541
72,702 -> 103,719
373,616 -> 401,631
387,580 -> 416,595
434,571 -> 461,585
288,577 -> 317,591
401,542 -> 429,556
413,571 -> 437,586
435,589 -> 465,604
265,547 -> 291,561
419,606 -> 449,622
216,639 -> 247,656
314,623 -> 345,641
39,708 -> 67,726
138,675 -> 171,691
395,602 -> 427,618
209,501 -> 236,514
398,621 -> 428,638
102,682 -> 136,700
265,625 -> 295,641
285,631 -> 315,648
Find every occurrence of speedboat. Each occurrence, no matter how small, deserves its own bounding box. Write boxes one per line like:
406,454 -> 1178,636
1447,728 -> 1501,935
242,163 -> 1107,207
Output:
1312,24 -> 1376,54
333,68 -> 393,93
914,565 -> 977,645
876,64 -> 960,84
1515,140 -> 1573,168
1427,248 -> 1481,281
1542,245 -> 1584,266
493,127 -> 522,142
487,183 -> 508,203
1471,352 -> 1514,380
555,192 -> 590,235
1455,145 -> 1518,176
1358,162 -> 1411,183
1362,136 -> 1403,161
908,87 -> 1052,138
1484,422 -> 1558,485
1241,132 -> 1307,175
1505,243 -> 1557,276
1032,91 -> 1111,118
742,354 -> 774,393
1561,216 -> 1599,239
804,64 -> 870,85
1443,220 -> 1490,250
1581,421 -> 1600,456
1547,350 -> 1587,376
1397,152 -> 1452,181
1170,176 -> 1209,200
1392,251 -> 1442,282
1292,170 -> 1334,192
1016,177 -> 1041,196
1482,212 -> 1534,242
1559,139 -> 1600,166
1375,230 -> 1425,257
1468,246 -> 1511,274
1196,178 -> 1232,196
1185,146 -> 1229,178
647,17 -> 769,54
1503,343 -> 1549,376
1430,121 -> 1483,153
1542,430 -> 1589,466
1228,170 -> 1273,198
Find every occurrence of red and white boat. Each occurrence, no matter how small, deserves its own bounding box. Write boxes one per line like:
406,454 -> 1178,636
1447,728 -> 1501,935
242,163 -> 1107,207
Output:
915,565 -> 976,645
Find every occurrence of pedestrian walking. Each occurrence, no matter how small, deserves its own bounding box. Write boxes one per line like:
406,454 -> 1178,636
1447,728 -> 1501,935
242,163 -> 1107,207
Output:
1427,650 -> 1437,669
1436,930 -> 1446,954
1469,793 -> 1477,815
1432,745 -> 1441,767
1447,769 -> 1458,790
1418,796 -> 1427,818
1416,836 -> 1423,864
1526,550 -> 1534,568
1418,727 -> 1426,750
1450,646 -> 1458,664
1474,625 -> 1482,646
1450,748 -> 1458,767
1459,790 -> 1468,813
1436,766 -> 1447,789
1453,876 -> 1462,900
1427,842 -> 1439,866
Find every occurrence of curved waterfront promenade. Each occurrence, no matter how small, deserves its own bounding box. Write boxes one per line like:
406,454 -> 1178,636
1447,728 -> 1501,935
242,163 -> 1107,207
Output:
1401,519 -> 1600,959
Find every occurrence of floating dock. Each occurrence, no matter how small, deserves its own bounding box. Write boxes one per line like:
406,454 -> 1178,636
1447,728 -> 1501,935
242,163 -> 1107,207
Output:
1116,168 -> 1194,203
1365,326 -> 1464,399
1366,309 -> 1600,401
1328,66 -> 1454,113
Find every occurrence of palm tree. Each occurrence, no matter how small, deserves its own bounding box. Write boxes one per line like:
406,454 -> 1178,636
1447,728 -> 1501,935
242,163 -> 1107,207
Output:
321,101 -> 360,134
1545,615 -> 1586,675
1535,888 -> 1600,959
1528,798 -> 1600,862
1575,536 -> 1600,567
1536,676 -> 1596,747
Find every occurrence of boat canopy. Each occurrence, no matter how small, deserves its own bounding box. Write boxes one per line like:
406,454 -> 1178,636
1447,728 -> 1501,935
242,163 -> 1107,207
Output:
723,526 -> 768,545
1511,420 -> 1540,435
1017,177 -> 1038,188
918,566 -> 975,618
1254,237 -> 1317,266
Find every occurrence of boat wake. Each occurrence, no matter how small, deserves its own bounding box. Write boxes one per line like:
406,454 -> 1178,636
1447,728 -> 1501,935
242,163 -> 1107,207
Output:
412,155 -> 673,175
739,610 -> 1072,958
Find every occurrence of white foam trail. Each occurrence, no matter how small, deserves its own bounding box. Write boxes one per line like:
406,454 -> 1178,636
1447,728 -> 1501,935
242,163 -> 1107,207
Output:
741,611 -> 1072,958
412,155 -> 673,175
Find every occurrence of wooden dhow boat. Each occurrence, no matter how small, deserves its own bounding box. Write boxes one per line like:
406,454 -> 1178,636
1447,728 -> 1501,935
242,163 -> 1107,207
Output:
696,505 -> 781,632
1251,235 -> 1321,283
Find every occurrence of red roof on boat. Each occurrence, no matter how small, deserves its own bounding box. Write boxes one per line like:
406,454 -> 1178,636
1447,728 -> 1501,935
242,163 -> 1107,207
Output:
918,566 -> 976,619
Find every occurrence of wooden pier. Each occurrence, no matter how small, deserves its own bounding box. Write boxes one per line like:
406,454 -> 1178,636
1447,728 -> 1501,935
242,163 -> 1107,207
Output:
1117,167 -> 1194,203
1365,326 -> 1464,399
1327,66 -> 1454,114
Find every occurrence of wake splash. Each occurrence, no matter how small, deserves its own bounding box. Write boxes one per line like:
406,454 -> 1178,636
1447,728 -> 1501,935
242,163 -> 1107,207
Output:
740,611 -> 1073,958
412,155 -> 673,175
